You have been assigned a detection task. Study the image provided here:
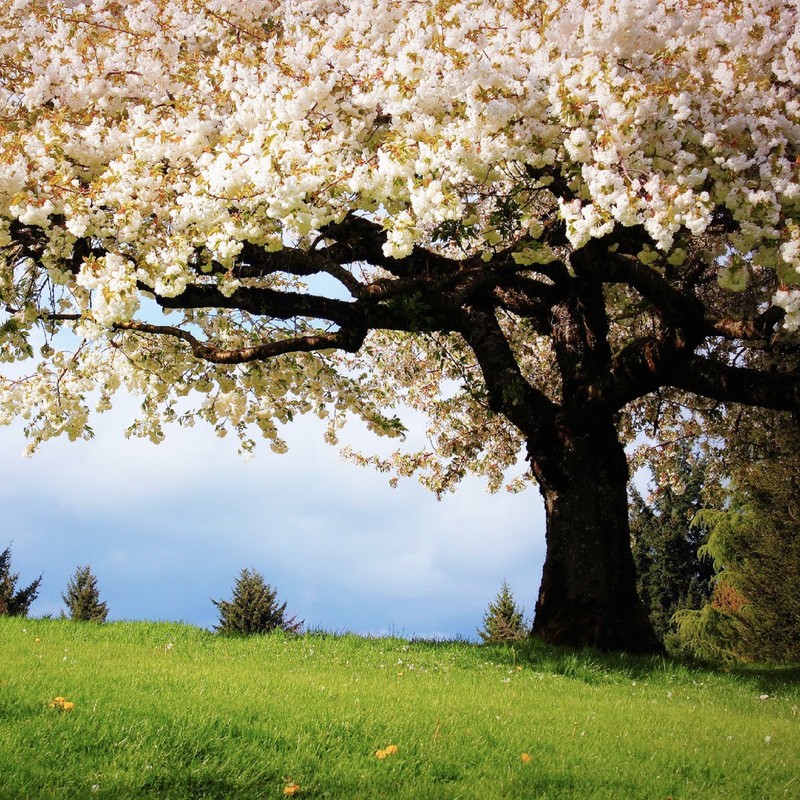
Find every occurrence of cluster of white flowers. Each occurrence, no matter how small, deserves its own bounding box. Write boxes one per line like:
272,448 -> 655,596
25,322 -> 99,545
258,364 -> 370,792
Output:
1,0 -> 799,448
774,287 -> 800,332
75,254 -> 139,326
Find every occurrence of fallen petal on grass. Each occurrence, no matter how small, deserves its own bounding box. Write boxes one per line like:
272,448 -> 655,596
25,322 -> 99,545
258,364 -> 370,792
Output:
48,697 -> 74,711
376,744 -> 398,759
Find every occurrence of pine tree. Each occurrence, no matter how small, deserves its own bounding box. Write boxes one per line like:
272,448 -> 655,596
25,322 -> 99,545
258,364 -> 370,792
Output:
629,450 -> 715,643
0,545 -> 42,617
212,568 -> 302,635
62,565 -> 109,622
478,580 -> 526,644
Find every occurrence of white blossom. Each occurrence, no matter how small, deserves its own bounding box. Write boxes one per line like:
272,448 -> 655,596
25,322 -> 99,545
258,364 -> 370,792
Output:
0,0 -> 798,460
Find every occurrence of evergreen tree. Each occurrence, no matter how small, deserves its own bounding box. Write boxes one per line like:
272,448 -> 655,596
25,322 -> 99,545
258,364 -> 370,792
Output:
212,568 -> 302,635
675,463 -> 800,664
62,565 -> 109,622
0,545 -> 41,617
478,580 -> 526,644
629,449 -> 715,643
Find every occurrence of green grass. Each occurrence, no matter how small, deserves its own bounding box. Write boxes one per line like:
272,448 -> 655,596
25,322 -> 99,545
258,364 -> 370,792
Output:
1,618 -> 798,799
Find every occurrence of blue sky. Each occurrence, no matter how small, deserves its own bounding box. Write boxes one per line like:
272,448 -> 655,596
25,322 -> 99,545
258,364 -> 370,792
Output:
1,398 -> 546,638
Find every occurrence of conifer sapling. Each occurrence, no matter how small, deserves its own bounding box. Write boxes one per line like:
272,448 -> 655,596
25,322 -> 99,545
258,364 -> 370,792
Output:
212,568 -> 302,635
62,565 -> 109,622
478,580 -> 527,644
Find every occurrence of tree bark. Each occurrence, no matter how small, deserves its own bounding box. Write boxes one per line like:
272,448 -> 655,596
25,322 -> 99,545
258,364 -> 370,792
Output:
529,412 -> 663,654
459,297 -> 663,654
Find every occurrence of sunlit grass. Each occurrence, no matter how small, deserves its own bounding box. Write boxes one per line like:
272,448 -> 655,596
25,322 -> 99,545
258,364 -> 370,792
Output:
1,617 -> 798,798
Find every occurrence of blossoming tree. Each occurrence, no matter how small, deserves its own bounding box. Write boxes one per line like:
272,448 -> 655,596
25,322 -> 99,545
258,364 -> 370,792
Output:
2,0 -> 800,652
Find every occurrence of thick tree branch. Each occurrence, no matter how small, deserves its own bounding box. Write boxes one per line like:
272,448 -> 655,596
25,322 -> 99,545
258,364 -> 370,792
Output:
670,355 -> 800,412
458,304 -> 557,438
566,240 -> 709,410
490,284 -> 554,331
599,249 -> 705,337
320,213 -> 466,278
114,320 -> 367,363
232,243 -> 365,298
705,305 -> 786,341
155,284 -> 358,328
606,334 -> 681,409
158,255 -> 559,337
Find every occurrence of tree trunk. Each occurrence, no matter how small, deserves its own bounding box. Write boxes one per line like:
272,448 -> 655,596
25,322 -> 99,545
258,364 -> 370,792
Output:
529,413 -> 663,654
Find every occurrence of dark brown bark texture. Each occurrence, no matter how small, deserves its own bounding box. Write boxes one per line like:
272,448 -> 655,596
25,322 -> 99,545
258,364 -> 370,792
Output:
9,202 -> 800,654
530,416 -> 662,653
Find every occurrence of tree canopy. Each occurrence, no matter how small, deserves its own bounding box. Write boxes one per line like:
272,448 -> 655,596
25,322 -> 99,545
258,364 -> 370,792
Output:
2,0 -> 800,652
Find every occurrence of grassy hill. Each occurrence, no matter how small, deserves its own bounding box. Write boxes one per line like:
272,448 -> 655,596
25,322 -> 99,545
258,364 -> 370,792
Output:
1,618 -> 798,799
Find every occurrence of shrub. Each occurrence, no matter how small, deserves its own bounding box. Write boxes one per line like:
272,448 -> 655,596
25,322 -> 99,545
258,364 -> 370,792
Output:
62,565 -> 109,622
212,568 -> 302,635
0,544 -> 41,617
478,580 -> 527,644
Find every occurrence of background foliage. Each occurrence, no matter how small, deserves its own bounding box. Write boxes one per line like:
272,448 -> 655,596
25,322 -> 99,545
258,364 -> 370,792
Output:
630,447 -> 715,642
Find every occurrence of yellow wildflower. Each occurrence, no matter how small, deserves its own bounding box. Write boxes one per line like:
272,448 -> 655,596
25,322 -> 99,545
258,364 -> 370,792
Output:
375,749 -> 387,759
521,752 -> 532,763
384,745 -> 398,755
283,782 -> 300,795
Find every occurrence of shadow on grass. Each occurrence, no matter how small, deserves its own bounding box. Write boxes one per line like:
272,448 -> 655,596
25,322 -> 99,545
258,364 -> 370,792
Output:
726,663 -> 800,694
461,635 -> 800,689
257,625 -> 800,691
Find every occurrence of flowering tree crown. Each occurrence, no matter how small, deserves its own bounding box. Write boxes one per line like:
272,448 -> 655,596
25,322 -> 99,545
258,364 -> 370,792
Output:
1,0 -> 798,490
